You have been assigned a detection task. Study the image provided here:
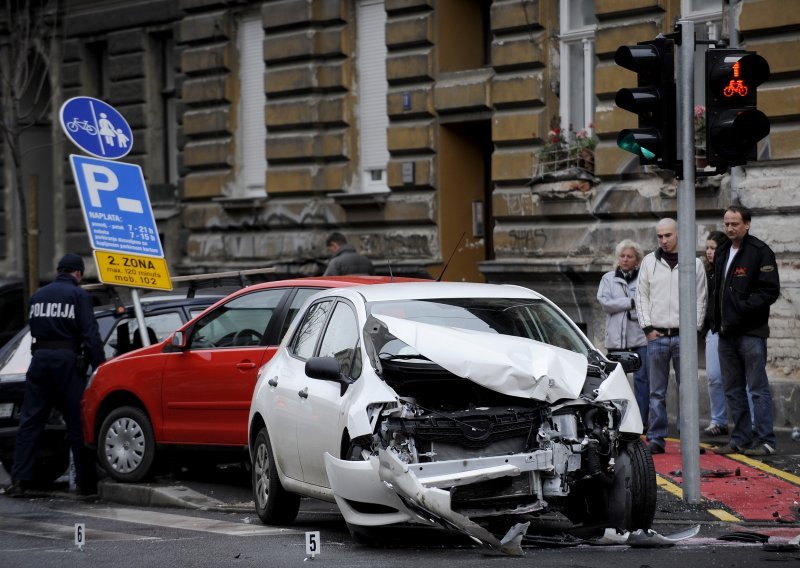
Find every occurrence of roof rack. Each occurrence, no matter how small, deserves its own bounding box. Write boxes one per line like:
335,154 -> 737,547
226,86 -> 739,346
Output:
83,267 -> 278,311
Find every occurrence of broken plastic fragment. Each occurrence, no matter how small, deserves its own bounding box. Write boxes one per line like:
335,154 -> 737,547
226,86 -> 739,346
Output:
499,522 -> 530,555
627,525 -> 700,548
595,528 -> 631,545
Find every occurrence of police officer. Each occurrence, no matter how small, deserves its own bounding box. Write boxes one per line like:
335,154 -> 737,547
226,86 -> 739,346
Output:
4,254 -> 105,496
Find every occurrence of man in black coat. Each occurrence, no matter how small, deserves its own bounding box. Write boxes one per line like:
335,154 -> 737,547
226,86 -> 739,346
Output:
710,206 -> 780,457
4,254 -> 106,496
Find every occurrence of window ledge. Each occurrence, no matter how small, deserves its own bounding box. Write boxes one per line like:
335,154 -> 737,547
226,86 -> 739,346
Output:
213,195 -> 269,209
329,191 -> 389,209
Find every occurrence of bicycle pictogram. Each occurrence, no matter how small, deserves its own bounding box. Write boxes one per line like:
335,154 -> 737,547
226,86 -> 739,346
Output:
723,80 -> 749,97
66,118 -> 98,135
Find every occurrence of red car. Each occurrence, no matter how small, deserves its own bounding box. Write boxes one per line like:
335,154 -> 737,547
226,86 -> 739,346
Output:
82,276 -> 420,482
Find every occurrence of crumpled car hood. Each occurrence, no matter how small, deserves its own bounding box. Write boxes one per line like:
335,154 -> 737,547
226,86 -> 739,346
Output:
373,315 -> 587,401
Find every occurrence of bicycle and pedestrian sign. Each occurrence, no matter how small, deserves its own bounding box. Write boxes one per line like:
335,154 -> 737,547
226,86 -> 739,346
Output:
59,96 -> 133,160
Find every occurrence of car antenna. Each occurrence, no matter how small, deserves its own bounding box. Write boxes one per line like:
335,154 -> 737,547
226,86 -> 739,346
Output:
383,236 -> 395,282
436,231 -> 465,282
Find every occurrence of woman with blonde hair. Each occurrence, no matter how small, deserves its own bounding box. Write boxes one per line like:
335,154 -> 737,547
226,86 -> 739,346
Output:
597,239 -> 649,426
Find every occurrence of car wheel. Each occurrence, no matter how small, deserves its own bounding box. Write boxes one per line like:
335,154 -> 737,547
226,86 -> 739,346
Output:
252,427 -> 300,524
97,406 -> 155,482
602,438 -> 657,531
625,438 -> 657,529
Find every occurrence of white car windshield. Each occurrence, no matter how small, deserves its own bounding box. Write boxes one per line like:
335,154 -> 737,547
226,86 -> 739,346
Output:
368,298 -> 589,357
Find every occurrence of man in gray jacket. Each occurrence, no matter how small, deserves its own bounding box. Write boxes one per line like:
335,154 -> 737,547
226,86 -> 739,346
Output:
635,218 -> 707,455
323,232 -> 374,276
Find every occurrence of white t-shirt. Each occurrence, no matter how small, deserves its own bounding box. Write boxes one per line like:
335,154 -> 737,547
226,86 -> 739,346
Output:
725,245 -> 739,277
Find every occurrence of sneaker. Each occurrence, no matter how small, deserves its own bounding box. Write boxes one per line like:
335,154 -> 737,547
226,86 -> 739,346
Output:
712,443 -> 743,455
703,423 -> 729,437
743,443 -> 775,457
648,442 -> 665,455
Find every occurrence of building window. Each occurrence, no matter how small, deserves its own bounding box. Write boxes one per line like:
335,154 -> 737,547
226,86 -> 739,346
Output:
559,0 -> 596,136
236,14 -> 266,197
83,40 -> 109,100
682,0 -> 723,107
161,35 -> 179,187
357,0 -> 389,193
146,32 -> 179,202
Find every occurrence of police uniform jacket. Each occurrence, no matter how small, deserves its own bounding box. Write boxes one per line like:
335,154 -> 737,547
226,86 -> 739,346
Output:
710,233 -> 780,338
29,273 -> 106,368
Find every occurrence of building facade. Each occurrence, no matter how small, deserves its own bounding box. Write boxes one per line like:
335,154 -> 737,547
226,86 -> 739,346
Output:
1,0 -> 798,405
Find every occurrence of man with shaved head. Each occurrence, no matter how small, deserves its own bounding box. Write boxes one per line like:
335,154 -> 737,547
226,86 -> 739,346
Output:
636,218 -> 707,455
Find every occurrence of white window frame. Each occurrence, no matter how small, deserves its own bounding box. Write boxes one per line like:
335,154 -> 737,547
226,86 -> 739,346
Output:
235,14 -> 267,197
357,0 -> 389,193
681,0 -> 723,102
559,0 -> 596,137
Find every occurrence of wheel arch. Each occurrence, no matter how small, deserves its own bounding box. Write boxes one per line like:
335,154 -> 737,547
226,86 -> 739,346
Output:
92,391 -> 152,446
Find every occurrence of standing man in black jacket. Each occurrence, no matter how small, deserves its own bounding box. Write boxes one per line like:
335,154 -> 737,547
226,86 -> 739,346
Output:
3,254 -> 106,496
711,206 -> 780,457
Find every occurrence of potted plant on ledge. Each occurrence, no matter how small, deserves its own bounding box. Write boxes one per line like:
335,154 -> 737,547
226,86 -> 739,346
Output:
534,122 -> 597,182
694,105 -> 707,168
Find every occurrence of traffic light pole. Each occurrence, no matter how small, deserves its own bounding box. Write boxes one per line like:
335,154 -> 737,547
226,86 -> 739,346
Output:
677,19 -> 701,504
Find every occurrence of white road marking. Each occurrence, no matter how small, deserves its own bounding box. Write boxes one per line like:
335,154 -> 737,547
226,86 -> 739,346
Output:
50,505 -> 303,536
0,517 -> 158,542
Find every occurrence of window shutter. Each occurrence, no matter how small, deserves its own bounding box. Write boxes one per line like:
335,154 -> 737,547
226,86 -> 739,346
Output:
238,16 -> 266,195
357,0 -> 389,192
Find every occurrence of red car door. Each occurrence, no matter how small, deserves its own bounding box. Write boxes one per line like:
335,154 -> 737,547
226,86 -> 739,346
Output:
160,288 -> 289,445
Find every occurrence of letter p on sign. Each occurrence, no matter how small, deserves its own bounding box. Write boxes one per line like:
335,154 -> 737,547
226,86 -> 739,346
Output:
81,162 -> 143,213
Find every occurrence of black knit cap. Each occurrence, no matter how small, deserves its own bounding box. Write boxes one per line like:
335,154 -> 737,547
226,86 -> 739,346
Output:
57,253 -> 85,272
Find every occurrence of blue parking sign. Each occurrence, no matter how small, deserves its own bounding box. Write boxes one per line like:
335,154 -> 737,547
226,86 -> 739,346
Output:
60,97 -> 133,159
69,155 -> 163,257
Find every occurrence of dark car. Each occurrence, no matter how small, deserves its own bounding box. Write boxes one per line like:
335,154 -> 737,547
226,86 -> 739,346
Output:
0,279 -> 25,349
0,293 -> 222,482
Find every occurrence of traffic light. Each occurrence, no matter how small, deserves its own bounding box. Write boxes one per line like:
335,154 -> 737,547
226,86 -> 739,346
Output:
705,49 -> 770,168
614,37 -> 676,171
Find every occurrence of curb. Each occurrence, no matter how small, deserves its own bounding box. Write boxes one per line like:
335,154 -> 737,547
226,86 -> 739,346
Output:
98,480 -> 254,513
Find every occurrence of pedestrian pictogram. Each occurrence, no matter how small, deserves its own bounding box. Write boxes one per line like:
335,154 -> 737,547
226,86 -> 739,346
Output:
59,97 -> 133,159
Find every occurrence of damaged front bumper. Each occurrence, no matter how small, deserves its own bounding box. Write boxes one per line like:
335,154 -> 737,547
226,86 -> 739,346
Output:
325,442 -> 583,555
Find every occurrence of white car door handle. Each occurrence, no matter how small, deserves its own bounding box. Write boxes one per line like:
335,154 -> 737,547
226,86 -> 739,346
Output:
298,387 -> 308,399
267,378 -> 278,387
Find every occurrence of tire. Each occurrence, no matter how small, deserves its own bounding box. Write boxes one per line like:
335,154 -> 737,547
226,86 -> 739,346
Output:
97,406 -> 155,483
625,438 -> 657,530
252,427 -> 300,525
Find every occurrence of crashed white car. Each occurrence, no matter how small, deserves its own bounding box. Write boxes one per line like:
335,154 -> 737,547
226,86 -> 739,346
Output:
248,282 -> 655,554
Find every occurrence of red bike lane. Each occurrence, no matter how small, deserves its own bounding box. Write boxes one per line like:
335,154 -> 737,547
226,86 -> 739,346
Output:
654,439 -> 800,522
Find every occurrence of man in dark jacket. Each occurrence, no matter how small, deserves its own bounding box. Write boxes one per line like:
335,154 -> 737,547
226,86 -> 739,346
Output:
323,232 -> 374,276
710,206 -> 780,457
3,254 -> 106,496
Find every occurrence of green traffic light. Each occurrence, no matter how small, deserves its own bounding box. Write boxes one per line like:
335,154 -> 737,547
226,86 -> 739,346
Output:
618,131 -> 657,160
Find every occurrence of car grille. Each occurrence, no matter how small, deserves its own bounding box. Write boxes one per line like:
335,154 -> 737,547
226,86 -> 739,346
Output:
388,407 -> 548,450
